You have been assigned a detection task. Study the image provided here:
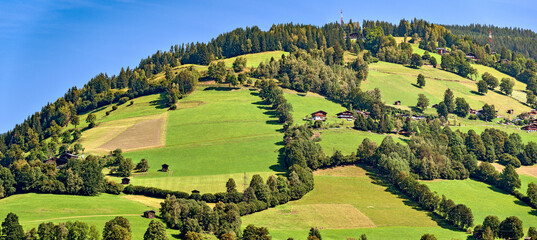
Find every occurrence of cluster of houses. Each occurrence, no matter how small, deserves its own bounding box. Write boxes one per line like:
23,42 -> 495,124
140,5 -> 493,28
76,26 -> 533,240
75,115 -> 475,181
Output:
519,109 -> 537,132
310,110 -> 370,121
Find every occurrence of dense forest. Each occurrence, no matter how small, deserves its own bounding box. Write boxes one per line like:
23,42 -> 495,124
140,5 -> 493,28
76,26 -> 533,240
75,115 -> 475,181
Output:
445,23 -> 537,61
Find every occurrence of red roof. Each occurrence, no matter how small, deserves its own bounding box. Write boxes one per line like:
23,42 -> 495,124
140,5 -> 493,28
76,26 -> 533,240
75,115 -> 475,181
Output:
312,111 -> 327,117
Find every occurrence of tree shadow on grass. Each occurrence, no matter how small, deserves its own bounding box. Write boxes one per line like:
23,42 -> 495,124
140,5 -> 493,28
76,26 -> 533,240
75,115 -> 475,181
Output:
411,83 -> 421,88
470,90 -> 484,96
204,86 -> 238,91
149,92 -> 169,109
410,106 -> 424,113
529,209 -> 537,217
361,164 -> 466,233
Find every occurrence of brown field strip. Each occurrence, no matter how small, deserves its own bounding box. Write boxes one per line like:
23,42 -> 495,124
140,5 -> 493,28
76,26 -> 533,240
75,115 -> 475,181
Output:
491,162 -> 537,178
97,113 -> 167,152
314,165 -> 367,177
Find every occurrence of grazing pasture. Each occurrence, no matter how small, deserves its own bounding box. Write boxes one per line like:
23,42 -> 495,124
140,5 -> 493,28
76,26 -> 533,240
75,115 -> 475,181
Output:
0,193 -> 177,238
242,166 -> 466,239
116,88 -> 285,193
424,178 -> 537,229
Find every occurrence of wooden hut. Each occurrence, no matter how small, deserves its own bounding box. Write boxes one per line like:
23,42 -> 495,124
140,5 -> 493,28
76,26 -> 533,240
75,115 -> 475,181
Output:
121,178 -> 130,185
394,100 -> 401,105
161,164 -> 169,172
143,210 -> 155,219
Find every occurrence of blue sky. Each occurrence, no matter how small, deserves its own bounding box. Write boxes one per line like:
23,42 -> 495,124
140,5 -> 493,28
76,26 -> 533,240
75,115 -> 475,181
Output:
1,0 -> 536,133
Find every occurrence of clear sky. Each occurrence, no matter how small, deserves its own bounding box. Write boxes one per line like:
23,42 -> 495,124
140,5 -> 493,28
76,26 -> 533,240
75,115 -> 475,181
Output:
1,0 -> 536,133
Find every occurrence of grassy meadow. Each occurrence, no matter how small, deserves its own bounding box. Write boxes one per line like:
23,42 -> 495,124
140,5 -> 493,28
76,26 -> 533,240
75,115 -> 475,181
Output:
317,128 -> 405,155
114,87 -> 285,193
364,61 -> 530,116
242,166 -> 467,240
424,179 -> 537,230
0,193 -> 178,238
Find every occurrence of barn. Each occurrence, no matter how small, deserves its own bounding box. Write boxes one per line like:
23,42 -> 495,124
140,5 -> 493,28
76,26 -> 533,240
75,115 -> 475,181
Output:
143,210 -> 156,219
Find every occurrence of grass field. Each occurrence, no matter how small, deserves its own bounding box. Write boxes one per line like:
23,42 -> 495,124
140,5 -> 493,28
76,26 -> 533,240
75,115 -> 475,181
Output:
0,193 -> 177,238
283,90 -> 348,125
215,51 -> 289,68
110,87 -> 285,193
364,61 -> 530,116
243,166 -> 466,240
424,178 -> 537,230
316,128 -> 405,155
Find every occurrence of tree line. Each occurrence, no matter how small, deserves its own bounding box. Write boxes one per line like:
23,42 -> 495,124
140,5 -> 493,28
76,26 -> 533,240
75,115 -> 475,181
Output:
0,212 -> 169,240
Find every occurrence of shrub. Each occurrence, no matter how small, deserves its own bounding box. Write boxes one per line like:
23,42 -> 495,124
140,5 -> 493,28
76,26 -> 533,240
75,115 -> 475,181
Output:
118,97 -> 130,105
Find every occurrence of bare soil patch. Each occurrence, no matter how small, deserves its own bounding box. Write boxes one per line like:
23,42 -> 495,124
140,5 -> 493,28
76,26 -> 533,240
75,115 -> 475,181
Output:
314,166 -> 367,177
98,117 -> 165,152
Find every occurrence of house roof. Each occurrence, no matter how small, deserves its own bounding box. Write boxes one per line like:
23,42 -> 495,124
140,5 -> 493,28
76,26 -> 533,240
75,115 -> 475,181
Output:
312,110 -> 327,115
337,111 -> 354,115
144,210 -> 155,213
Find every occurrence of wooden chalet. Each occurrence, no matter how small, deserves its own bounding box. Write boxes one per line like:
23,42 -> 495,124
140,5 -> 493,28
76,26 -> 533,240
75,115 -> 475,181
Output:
394,100 -> 401,105
436,47 -> 450,55
349,32 -> 359,40
356,110 -> 370,119
143,210 -> 155,219
311,110 -> 327,121
469,108 -> 482,115
44,151 -> 79,167
161,164 -> 169,172
336,111 -> 355,121
465,52 -> 478,61
432,104 -> 439,108
121,178 -> 130,185
398,130 -> 411,136
528,109 -> 537,118
507,109 -> 514,114
522,124 -> 537,131
412,115 -> 426,120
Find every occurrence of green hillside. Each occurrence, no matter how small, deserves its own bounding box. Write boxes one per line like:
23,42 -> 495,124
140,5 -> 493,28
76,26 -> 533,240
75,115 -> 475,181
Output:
243,166 -> 467,240
0,193 -> 177,238
424,179 -> 537,231
114,87 -> 285,193
364,61 -> 530,116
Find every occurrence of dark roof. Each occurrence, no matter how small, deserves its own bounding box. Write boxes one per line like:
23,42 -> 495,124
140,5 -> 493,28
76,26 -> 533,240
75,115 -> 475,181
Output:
144,210 -> 155,213
337,111 -> 354,115
122,177 -> 130,181
191,190 -> 200,194
162,164 -> 169,167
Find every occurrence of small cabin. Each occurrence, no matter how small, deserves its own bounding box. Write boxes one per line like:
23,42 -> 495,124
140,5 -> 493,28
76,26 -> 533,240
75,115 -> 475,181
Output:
522,124 -> 537,131
507,109 -> 514,114
398,130 -> 411,136
143,210 -> 155,219
311,111 -> 327,121
394,101 -> 401,105
349,33 -> 359,40
432,104 -> 439,109
436,47 -> 450,55
161,164 -> 169,172
465,52 -> 478,61
44,151 -> 79,167
121,178 -> 130,185
336,111 -> 355,121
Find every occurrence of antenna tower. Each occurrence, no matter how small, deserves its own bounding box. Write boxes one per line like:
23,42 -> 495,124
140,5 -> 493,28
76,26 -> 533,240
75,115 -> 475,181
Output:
489,28 -> 493,52
341,10 -> 344,26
